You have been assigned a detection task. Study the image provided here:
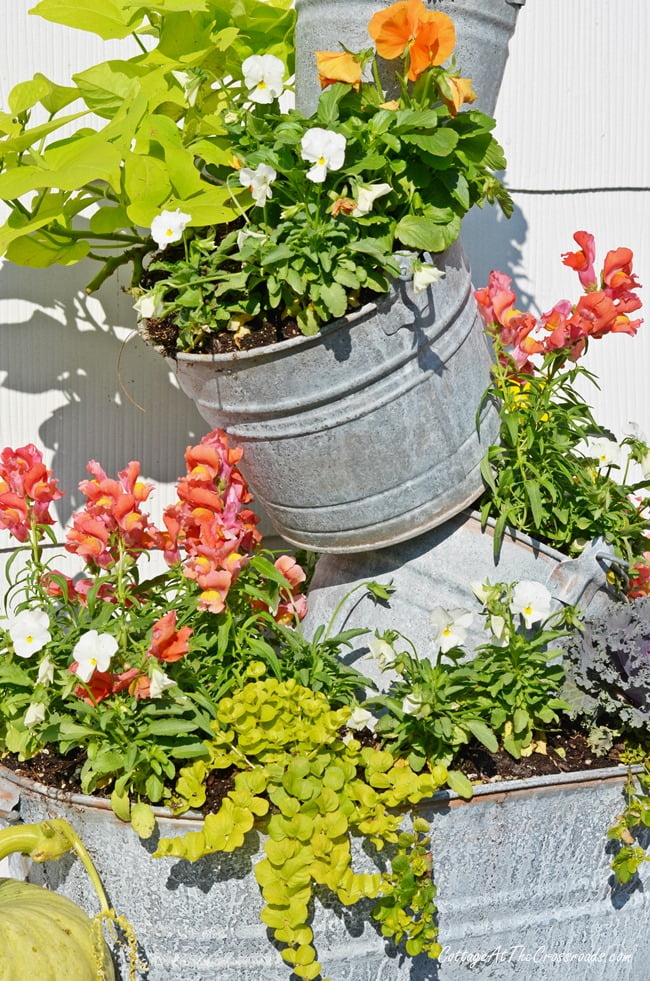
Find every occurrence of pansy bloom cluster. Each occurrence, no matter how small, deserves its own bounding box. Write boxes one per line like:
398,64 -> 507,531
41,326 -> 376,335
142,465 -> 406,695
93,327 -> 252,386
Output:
0,431 -> 307,775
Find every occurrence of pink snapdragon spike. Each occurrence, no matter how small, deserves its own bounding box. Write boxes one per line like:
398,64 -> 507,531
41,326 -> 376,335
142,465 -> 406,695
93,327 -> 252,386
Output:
250,554 -> 309,623
476,232 -> 643,373
66,458 -> 159,568
0,444 -> 62,541
561,230 -> 597,290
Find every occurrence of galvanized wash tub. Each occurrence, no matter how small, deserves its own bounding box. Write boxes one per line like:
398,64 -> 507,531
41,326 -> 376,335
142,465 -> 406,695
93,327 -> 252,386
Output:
0,762 -> 646,980
170,241 -> 499,554
295,0 -> 527,116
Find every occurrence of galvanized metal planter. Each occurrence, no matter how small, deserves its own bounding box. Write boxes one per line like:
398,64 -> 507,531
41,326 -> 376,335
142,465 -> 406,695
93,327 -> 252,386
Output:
295,0 -> 527,116
302,509 -> 619,686
170,242 -> 499,553
1,762 -> 647,981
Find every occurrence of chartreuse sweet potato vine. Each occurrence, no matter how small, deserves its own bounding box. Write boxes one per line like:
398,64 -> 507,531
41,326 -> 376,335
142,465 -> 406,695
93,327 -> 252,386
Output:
154,671 -> 447,979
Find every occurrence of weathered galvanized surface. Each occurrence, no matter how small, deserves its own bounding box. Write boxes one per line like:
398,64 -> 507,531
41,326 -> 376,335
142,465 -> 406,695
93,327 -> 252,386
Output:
171,242 -> 499,553
1,763 -> 647,981
295,0 -> 526,116
302,510 -> 619,685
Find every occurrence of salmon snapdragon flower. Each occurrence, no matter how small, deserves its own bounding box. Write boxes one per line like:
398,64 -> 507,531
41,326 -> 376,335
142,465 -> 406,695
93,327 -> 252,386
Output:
368,0 -> 456,81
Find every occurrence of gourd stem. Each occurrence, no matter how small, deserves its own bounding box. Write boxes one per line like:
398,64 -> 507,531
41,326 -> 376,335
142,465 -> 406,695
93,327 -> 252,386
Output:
0,819 -> 111,914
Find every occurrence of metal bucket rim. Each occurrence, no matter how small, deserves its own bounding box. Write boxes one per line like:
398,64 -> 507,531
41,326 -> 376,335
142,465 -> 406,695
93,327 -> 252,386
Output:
0,760 -> 634,822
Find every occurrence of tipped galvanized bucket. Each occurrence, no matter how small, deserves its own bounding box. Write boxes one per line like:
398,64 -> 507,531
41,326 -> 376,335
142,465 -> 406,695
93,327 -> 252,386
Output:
295,0 -> 527,116
302,510 -> 620,686
1,761 -> 647,981
170,241 -> 499,553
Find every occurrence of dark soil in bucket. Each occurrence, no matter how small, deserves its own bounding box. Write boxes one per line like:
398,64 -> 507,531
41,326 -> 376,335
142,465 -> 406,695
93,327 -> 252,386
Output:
0,718 -> 628,816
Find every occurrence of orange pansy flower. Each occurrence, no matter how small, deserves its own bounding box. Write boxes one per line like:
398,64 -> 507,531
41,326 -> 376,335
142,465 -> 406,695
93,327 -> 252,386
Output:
440,76 -> 476,115
369,0 -> 455,80
408,11 -> 456,80
316,50 -> 362,90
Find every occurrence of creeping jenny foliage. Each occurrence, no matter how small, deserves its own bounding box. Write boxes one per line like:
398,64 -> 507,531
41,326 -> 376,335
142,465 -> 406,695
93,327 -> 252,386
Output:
155,674 -> 447,979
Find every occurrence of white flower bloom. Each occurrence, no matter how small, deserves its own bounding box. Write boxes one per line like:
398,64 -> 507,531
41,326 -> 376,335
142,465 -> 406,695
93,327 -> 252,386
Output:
7,610 -> 51,659
430,607 -> 473,654
470,581 -> 490,606
347,706 -> 376,731
488,614 -> 507,643
509,580 -> 553,629
24,702 -> 46,729
365,636 -> 396,672
236,227 -> 267,251
37,656 -> 54,686
277,85 -> 295,115
352,182 -> 392,217
149,665 -> 175,699
583,436 -> 621,472
150,208 -> 191,249
300,127 -> 346,183
402,693 -> 428,720
242,54 -> 285,104
72,630 -> 118,683
133,290 -> 164,320
413,264 -> 445,293
238,163 -> 277,207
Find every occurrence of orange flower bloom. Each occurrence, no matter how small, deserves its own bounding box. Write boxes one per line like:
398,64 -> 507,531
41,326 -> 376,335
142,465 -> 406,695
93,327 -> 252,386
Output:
440,76 -> 476,115
316,50 -> 362,90
369,0 -> 455,80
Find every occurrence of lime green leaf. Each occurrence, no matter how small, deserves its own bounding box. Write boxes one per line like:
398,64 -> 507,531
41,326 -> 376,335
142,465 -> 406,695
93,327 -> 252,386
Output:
395,215 -> 451,253
110,788 -> 131,822
9,75 -> 53,114
403,128 -> 458,156
446,770 -> 474,799
6,234 -> 90,267
29,0 -> 145,40
131,801 -> 157,839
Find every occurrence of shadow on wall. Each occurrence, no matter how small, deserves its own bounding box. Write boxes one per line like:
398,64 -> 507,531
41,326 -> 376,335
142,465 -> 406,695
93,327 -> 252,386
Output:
0,259 -> 207,525
461,200 -> 532,311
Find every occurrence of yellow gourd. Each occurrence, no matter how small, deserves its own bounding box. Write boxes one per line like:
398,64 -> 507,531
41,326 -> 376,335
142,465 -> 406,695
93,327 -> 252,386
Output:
0,819 -> 139,980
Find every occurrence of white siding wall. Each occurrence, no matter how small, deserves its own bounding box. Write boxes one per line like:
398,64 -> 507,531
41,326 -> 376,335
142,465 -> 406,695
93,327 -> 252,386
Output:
1,0 -> 648,550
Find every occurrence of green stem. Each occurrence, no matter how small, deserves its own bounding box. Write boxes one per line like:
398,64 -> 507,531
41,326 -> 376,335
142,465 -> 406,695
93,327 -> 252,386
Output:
0,819 -> 110,915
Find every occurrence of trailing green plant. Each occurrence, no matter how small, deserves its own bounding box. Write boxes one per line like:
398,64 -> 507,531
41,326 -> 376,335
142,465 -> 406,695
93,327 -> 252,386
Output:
367,579 -> 578,796
154,672 -> 447,979
607,753 -> 650,885
476,231 -> 649,565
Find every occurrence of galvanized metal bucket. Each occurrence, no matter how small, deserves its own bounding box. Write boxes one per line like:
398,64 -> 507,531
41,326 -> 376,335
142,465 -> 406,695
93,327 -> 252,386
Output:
1,761 -> 647,981
170,241 -> 499,553
302,510 -> 620,686
295,0 -> 527,116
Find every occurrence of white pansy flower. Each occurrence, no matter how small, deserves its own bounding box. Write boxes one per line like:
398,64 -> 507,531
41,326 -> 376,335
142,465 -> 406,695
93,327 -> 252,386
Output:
352,182 -> 392,217
347,706 -> 377,732
238,163 -> 277,207
149,665 -> 175,699
37,656 -> 55,686
509,580 -> 553,629
72,630 -> 118,683
242,54 -> 285,104
365,636 -> 396,672
488,614 -> 508,644
150,209 -> 191,249
236,228 -> 267,251
402,693 -> 428,720
7,610 -> 51,659
430,607 -> 473,654
300,128 -> 346,183
583,436 -> 621,472
413,264 -> 445,293
24,702 -> 46,729
133,289 -> 164,320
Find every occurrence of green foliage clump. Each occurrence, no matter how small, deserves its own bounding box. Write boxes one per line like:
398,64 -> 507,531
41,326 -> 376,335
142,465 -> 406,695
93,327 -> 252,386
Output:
155,674 -> 447,979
